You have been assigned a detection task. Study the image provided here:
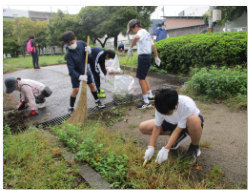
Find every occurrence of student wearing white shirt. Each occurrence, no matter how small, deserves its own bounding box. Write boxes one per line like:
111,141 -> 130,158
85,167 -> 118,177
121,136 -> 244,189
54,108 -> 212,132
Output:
139,87 -> 204,164
126,19 -> 161,109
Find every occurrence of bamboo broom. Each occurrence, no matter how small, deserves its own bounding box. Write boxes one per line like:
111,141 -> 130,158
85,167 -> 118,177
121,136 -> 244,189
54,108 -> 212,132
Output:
67,36 -> 90,125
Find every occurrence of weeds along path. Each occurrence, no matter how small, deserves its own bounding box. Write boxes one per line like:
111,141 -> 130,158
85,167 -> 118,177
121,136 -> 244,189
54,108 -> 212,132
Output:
107,100 -> 247,183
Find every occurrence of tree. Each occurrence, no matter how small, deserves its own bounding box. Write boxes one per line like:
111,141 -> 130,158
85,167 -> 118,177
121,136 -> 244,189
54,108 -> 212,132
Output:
3,20 -> 20,57
215,6 -> 247,26
35,20 -> 49,56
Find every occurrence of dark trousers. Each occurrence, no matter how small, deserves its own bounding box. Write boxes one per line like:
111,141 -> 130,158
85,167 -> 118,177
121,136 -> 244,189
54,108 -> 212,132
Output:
35,86 -> 53,103
89,63 -> 101,93
31,51 -> 39,68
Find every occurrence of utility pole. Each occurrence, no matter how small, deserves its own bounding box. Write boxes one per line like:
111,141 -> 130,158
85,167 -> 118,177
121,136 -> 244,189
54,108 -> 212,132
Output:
208,6 -> 214,33
13,14 -> 25,58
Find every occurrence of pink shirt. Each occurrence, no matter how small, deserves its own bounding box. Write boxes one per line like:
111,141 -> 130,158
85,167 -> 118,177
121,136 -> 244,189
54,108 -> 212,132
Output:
17,79 -> 45,110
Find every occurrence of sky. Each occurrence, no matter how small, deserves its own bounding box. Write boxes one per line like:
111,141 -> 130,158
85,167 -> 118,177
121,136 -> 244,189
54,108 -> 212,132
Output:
2,5 -> 191,18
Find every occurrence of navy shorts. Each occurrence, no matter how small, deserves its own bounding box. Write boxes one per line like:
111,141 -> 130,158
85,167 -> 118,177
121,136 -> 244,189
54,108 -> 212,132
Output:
118,45 -> 124,50
136,54 -> 151,80
161,114 -> 204,134
71,67 -> 93,88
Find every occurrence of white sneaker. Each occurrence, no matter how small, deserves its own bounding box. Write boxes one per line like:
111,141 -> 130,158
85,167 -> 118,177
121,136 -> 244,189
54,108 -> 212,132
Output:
37,99 -> 47,109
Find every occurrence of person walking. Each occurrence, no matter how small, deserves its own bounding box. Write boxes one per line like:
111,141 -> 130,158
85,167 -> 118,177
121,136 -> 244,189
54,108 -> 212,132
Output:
27,34 -> 40,69
4,77 -> 52,115
126,19 -> 161,109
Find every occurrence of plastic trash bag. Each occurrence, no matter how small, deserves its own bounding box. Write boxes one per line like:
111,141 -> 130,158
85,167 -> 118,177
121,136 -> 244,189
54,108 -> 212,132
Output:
105,55 -> 122,74
113,75 -> 134,105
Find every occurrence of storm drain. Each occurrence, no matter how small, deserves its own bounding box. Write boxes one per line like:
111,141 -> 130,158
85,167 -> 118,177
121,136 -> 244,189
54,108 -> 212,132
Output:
37,84 -> 180,128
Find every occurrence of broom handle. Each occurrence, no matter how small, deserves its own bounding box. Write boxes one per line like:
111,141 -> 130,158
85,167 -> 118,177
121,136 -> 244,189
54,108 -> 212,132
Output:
84,35 -> 90,75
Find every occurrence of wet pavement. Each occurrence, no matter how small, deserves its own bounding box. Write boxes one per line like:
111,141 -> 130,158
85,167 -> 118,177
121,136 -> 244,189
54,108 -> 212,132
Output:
3,65 -> 172,124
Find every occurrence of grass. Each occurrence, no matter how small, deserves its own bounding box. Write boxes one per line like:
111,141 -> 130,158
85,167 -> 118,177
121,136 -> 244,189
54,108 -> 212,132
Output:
3,55 -> 65,72
199,139 -> 211,149
3,127 -> 87,189
128,124 -> 139,129
118,51 -> 138,67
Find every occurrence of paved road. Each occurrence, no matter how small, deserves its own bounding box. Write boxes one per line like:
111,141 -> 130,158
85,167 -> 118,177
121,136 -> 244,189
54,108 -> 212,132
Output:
3,65 -> 169,124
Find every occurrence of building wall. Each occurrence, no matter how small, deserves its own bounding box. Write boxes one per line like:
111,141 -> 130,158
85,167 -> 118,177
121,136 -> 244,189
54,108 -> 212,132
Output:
226,11 -> 247,30
29,11 -> 54,21
165,17 -> 205,30
3,8 -> 29,20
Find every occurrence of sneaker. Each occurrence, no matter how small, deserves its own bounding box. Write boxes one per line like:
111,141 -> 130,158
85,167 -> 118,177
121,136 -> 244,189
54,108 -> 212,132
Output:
170,131 -> 190,150
95,100 -> 105,108
136,101 -> 151,109
68,107 -> 74,115
97,93 -> 106,98
100,89 -> 105,93
37,99 -> 47,109
183,143 -> 201,164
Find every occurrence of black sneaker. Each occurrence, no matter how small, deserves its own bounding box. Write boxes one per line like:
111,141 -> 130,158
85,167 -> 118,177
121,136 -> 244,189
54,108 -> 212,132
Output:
183,143 -> 201,164
136,101 -> 151,109
95,100 -> 105,108
170,130 -> 190,150
68,107 -> 74,115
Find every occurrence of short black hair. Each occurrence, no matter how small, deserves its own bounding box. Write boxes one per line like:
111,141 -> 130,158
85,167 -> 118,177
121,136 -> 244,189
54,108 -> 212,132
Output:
62,31 -> 76,43
155,87 -> 178,114
29,34 -> 34,39
106,49 -> 115,59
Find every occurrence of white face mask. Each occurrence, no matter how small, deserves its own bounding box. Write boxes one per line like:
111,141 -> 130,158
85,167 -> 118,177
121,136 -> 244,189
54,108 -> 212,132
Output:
68,42 -> 77,50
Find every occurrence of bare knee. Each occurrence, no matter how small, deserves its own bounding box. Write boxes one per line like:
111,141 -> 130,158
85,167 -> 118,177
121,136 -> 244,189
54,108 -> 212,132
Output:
139,121 -> 147,134
88,83 -> 96,92
187,115 -> 201,130
71,88 -> 79,97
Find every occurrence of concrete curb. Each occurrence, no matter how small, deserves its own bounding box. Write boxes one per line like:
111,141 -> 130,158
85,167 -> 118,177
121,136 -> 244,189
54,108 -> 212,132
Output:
41,130 -> 110,189
120,65 -> 189,83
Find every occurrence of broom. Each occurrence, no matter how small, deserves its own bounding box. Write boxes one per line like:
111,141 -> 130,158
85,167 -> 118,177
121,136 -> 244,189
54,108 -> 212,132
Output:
67,36 -> 90,125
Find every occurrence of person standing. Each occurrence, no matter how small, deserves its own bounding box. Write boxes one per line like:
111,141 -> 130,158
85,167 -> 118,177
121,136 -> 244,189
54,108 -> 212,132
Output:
27,34 -> 40,69
62,31 -> 105,115
127,19 -> 161,109
155,23 -> 167,42
4,77 -> 52,115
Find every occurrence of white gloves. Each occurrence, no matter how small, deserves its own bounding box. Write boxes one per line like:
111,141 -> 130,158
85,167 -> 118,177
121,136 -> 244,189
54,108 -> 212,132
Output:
127,48 -> 132,57
155,57 -> 161,66
155,147 -> 170,164
144,146 -> 155,161
78,75 -> 87,81
100,75 -> 105,80
85,46 -> 91,54
104,75 -> 109,82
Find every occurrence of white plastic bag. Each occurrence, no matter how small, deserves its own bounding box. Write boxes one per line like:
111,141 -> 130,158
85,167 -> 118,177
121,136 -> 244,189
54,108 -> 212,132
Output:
105,55 -> 122,74
113,75 -> 134,104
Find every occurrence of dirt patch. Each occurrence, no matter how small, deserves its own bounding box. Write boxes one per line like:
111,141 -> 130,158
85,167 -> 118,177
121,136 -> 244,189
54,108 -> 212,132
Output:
107,99 -> 247,184
3,111 -> 29,134
3,92 -> 19,112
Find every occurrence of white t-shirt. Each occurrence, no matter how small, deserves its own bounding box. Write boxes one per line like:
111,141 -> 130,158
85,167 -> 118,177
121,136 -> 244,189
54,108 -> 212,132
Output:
155,95 -> 200,129
136,29 -> 154,55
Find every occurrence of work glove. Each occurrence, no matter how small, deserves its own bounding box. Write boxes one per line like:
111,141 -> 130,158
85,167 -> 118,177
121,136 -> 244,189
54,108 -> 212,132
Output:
127,48 -> 132,57
144,146 -> 155,161
17,101 -> 26,111
155,57 -> 161,66
30,110 -> 37,115
85,46 -> 91,54
104,75 -> 109,82
78,75 -> 88,81
155,147 -> 170,164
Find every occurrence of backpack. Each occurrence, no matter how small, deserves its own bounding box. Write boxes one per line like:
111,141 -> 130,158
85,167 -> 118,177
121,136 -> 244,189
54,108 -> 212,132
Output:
26,39 -> 36,53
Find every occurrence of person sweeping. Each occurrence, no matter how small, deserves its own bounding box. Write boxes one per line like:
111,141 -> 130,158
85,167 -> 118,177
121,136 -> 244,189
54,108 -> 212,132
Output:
4,77 -> 52,115
88,47 -> 116,98
62,31 -> 105,115
126,19 -> 161,109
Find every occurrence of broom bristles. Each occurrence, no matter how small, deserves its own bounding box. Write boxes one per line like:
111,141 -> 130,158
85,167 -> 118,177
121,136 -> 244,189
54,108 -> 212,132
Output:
67,81 -> 87,125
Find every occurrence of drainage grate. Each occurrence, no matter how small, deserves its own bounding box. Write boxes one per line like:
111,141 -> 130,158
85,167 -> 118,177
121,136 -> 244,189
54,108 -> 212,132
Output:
37,84 -> 180,128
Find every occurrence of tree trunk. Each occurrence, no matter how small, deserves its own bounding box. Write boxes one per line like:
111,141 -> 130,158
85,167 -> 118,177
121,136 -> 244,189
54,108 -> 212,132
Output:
42,48 -> 44,56
114,35 -> 118,50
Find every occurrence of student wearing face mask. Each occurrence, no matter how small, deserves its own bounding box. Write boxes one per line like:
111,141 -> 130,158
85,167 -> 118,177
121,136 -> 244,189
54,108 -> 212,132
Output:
139,87 -> 204,164
62,31 -> 105,115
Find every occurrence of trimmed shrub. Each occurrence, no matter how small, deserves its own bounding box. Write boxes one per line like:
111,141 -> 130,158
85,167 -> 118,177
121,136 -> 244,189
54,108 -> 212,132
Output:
153,32 -> 247,74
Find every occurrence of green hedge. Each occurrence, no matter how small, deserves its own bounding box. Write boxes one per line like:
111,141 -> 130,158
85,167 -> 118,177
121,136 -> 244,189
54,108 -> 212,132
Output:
153,32 -> 247,74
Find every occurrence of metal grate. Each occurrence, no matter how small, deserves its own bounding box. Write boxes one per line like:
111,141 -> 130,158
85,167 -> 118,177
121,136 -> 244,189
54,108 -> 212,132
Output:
37,84 -> 180,128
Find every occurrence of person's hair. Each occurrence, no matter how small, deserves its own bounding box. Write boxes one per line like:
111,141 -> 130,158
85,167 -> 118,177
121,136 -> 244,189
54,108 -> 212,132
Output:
16,77 -> 21,81
154,87 -> 178,114
131,20 -> 142,29
106,49 -> 115,59
29,34 -> 35,39
62,31 -> 76,43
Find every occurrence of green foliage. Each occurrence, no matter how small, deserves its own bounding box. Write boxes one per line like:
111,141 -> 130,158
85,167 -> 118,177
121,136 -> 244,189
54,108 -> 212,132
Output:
153,32 -> 247,74
149,65 -> 167,74
3,124 -> 12,136
57,59 -> 63,63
